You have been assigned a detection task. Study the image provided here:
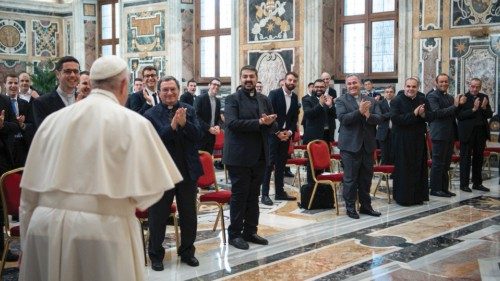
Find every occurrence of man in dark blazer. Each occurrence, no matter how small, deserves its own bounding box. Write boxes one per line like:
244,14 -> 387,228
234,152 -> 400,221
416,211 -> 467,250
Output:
321,72 -> 338,99
180,78 -> 197,106
195,78 -> 222,154
426,73 -> 465,197
261,71 -> 300,205
363,79 -> 381,100
144,76 -> 203,270
302,79 -> 336,144
18,72 -> 40,104
376,85 -> 396,164
457,78 -> 492,192
336,74 -> 383,219
126,66 -> 161,114
223,65 -> 277,250
33,56 -> 80,128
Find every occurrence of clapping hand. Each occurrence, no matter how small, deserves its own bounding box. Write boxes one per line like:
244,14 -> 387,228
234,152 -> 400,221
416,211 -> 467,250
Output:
0,110 -> 4,129
481,97 -> 488,109
359,100 -> 372,118
277,131 -> 289,141
142,90 -> 152,104
472,97 -> 481,112
259,113 -> 276,125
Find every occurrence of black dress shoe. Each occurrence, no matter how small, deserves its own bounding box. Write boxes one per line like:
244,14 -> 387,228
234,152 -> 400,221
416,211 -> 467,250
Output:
151,261 -> 164,271
2,250 -> 18,262
243,233 -> 269,245
473,185 -> 490,192
181,256 -> 199,267
275,193 -> 296,201
445,191 -> 456,196
229,237 -> 249,250
261,195 -> 273,206
359,208 -> 381,217
284,170 -> 295,177
430,191 -> 452,197
460,186 -> 472,192
346,210 -> 360,219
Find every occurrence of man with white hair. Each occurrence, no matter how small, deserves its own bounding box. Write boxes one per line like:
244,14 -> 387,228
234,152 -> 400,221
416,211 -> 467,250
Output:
20,56 -> 182,281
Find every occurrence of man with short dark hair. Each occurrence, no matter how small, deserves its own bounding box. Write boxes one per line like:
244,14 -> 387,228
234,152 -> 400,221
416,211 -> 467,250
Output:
180,78 -> 197,106
376,85 -> 396,164
256,81 -> 263,95
33,56 -> 80,128
195,78 -> 222,154
132,77 -> 143,93
76,71 -> 91,101
126,66 -> 161,114
363,79 -> 381,100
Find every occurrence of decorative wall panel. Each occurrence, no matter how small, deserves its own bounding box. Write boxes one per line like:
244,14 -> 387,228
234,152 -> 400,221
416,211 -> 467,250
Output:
420,0 -> 443,30
128,56 -> 166,90
65,20 -> 71,55
182,8 -> 194,81
84,20 -> 97,71
32,20 -> 59,57
0,19 -> 27,55
247,0 -> 295,43
248,48 -> 294,95
419,37 -> 442,93
451,0 -> 500,27
127,10 -> 165,53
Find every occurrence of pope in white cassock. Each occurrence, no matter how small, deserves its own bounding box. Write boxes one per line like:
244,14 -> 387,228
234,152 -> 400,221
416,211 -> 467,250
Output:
19,56 -> 182,281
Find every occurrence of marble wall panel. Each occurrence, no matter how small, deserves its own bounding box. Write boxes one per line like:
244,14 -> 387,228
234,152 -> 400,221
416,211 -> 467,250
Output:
127,10 -> 166,53
247,0 -> 295,43
84,20 -> 96,71
181,8 -> 194,82
420,0 -> 443,30
451,0 -> 500,27
322,0 -> 335,73
419,37 -> 442,93
248,48 -> 294,95
128,56 -> 166,91
65,20 -> 71,55
32,20 -> 59,57
0,19 -> 27,55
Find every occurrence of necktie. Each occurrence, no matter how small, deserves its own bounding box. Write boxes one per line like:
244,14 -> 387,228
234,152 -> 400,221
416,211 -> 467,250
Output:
11,99 -> 18,117
153,93 -> 159,105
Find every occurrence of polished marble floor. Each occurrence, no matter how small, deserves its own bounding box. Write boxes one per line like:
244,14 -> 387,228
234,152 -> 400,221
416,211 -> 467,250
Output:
142,166 -> 500,281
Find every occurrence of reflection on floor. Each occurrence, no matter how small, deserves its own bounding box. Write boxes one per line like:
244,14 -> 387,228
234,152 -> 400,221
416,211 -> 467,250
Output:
146,167 -> 499,281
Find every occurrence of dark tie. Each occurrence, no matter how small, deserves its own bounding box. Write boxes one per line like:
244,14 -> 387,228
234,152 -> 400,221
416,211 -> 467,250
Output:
11,99 -> 18,117
152,93 -> 159,105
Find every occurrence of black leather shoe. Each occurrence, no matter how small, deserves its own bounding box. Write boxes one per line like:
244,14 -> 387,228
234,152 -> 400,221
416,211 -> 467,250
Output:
229,237 -> 249,250
261,195 -> 273,206
430,191 -> 452,197
284,170 -> 295,177
359,208 -> 381,217
445,191 -> 456,196
243,233 -> 269,245
275,193 -> 296,201
460,186 -> 472,192
473,185 -> 490,192
2,250 -> 18,262
181,256 -> 199,267
346,210 -> 360,219
151,261 -> 164,271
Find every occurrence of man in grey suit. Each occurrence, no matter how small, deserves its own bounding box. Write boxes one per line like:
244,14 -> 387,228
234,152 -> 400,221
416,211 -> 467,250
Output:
223,65 -> 277,250
336,75 -> 383,219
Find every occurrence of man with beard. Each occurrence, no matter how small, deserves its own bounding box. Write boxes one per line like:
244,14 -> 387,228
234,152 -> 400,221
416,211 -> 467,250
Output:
390,78 -> 429,206
33,56 -> 80,128
261,71 -> 299,205
376,85 -> 396,164
426,73 -> 465,197
76,71 -> 91,101
457,78 -> 492,192
126,66 -> 161,114
223,65 -> 277,250
336,74 -> 382,219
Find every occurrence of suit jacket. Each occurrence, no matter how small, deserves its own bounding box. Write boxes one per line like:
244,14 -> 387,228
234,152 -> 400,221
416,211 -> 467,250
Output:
0,95 -> 18,168
302,94 -> 336,144
326,87 -> 337,99
33,90 -> 67,128
144,102 -> 203,181
425,89 -> 458,141
180,92 -> 195,106
335,93 -> 382,153
195,93 -> 221,134
126,90 -> 157,115
376,98 -> 392,141
267,88 -> 299,134
14,97 -> 35,148
300,94 -> 310,127
222,89 -> 277,167
457,92 -> 493,142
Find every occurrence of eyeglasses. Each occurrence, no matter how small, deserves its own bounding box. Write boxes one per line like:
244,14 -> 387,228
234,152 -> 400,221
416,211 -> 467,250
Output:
61,69 -> 80,75
144,74 -> 157,78
211,83 -> 221,87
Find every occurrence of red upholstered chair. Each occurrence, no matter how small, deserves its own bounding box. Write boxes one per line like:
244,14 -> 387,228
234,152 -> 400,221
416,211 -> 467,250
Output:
135,204 -> 179,265
0,167 -> 22,273
484,146 -> 499,178
212,130 -> 228,183
307,140 -> 343,214
292,130 -> 307,151
197,151 -> 231,244
285,141 -> 308,187
372,151 -> 395,203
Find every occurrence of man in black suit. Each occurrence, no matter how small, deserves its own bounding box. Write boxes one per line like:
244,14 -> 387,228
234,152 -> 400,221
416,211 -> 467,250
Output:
457,78 -> 492,192
126,66 -> 161,114
180,78 -> 197,106
33,56 -> 80,128
363,79 -> 381,100
302,79 -> 336,144
376,85 -> 396,164
321,72 -> 338,99
223,65 -> 277,250
144,76 -> 203,270
195,78 -> 222,154
300,82 -> 314,132
18,72 -> 40,104
261,71 -> 300,205
336,74 -> 383,219
426,73 -> 465,197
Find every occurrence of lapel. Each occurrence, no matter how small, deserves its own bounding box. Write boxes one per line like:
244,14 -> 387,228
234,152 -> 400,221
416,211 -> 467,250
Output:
278,89 -> 287,115
346,93 -> 359,110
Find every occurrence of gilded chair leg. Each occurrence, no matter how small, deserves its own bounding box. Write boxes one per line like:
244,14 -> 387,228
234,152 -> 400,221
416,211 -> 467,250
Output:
332,183 -> 339,215
385,174 -> 391,203
137,218 -> 147,266
173,214 -> 180,251
307,183 -> 320,209
373,174 -> 382,197
219,204 -> 227,244
0,239 -> 11,274
213,207 -> 222,231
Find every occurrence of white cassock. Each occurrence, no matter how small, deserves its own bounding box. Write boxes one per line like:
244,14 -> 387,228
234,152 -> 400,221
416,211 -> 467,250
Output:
19,89 -> 182,281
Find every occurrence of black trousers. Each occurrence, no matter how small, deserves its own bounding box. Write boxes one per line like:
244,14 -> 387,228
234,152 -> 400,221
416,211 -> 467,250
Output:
341,148 -> 373,211
148,179 -> 197,262
227,160 -> 265,239
262,138 -> 289,196
429,139 -> 454,192
459,126 -> 487,187
199,134 -> 216,155
379,130 -> 392,165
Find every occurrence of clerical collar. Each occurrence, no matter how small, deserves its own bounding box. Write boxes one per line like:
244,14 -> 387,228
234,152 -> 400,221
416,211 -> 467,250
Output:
242,88 -> 256,98
145,88 -> 156,95
163,102 -> 179,110
56,86 -> 74,97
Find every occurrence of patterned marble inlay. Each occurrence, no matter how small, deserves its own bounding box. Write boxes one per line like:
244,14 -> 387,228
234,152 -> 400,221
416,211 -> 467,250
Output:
247,0 -> 295,43
248,49 -> 294,96
127,10 -> 165,53
181,8 -> 194,82
369,205 -> 497,243
0,19 -> 27,55
32,20 -> 59,57
84,20 -> 97,71
420,0 -> 442,30
452,0 -> 500,27
419,37 -> 442,94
